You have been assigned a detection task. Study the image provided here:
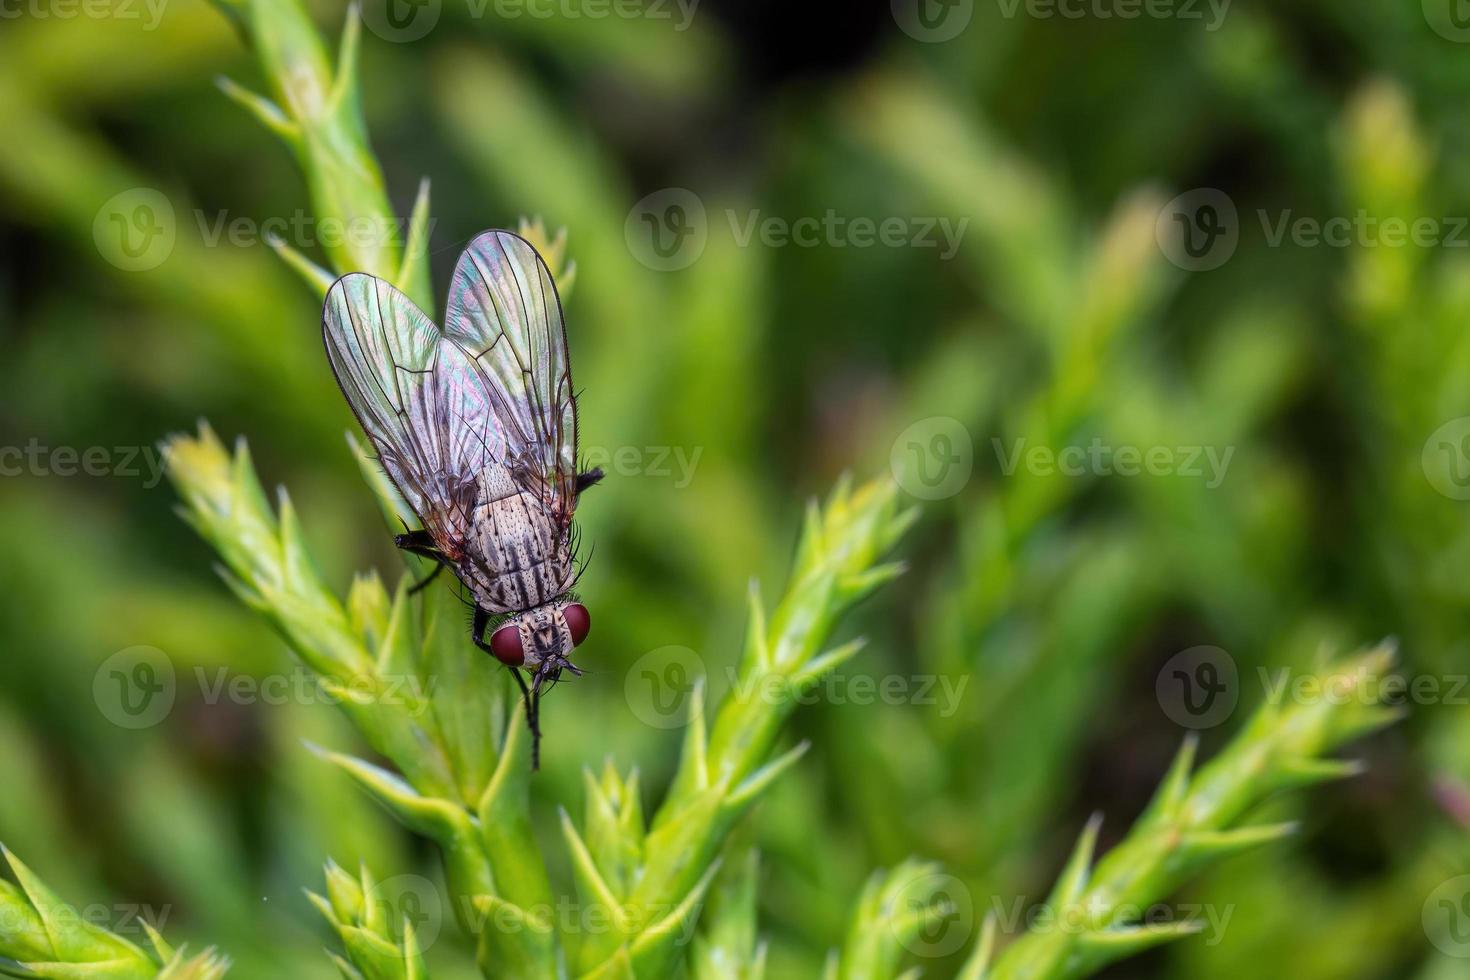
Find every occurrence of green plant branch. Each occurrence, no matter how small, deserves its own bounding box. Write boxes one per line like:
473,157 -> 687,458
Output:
166,423 -> 916,978
212,0 -> 432,307
555,478 -> 916,976
963,644 -> 1401,980
163,425 -> 554,975
308,861 -> 428,980
0,848 -> 228,980
827,860 -> 967,980
690,838 -> 765,980
192,12 -> 942,976
212,0 -> 580,318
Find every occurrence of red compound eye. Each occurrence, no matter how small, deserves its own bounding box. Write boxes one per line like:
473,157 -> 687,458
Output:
563,603 -> 591,646
489,624 -> 525,666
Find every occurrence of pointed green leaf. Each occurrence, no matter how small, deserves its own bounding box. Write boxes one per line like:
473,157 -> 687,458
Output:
559,808 -> 628,933
1045,813 -> 1102,908
629,860 -> 722,978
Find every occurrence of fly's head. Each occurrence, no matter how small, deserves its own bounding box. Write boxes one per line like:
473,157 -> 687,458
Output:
487,600 -> 591,686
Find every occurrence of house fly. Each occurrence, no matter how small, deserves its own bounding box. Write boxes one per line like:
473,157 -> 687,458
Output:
322,230 -> 601,769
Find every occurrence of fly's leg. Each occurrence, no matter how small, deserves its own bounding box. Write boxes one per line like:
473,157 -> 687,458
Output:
395,529 -> 449,594
407,563 -> 446,595
576,468 -> 604,495
394,528 -> 437,554
473,607 -> 541,771
526,673 -> 541,772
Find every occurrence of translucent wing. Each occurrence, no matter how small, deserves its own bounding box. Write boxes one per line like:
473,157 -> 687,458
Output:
444,230 -> 579,526
322,273 -> 508,556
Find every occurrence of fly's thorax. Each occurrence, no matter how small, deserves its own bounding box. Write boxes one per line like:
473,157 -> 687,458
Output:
475,464 -> 518,501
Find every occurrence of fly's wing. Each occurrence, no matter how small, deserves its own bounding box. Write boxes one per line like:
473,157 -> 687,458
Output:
443,230 -> 579,527
323,273 -> 507,557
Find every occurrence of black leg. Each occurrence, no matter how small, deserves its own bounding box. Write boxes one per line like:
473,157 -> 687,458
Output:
394,529 -> 437,551
397,529 -> 449,594
517,667 -> 542,772
576,468 -> 604,494
529,680 -> 542,772
471,606 -> 496,654
408,562 -> 446,595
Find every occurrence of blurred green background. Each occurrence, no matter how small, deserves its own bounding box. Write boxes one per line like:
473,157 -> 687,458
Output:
2,0 -> 1470,976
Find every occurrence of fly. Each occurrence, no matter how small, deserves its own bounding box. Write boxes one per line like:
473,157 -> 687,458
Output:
321,230 -> 602,770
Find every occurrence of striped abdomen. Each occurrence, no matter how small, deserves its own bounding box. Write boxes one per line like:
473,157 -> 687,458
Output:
461,467 -> 573,613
